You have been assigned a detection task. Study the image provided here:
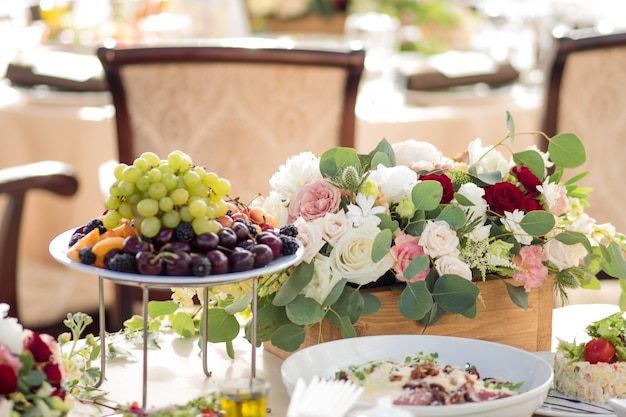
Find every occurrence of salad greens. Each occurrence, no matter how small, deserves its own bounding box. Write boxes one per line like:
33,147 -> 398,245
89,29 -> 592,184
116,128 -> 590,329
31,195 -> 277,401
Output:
557,312 -> 626,361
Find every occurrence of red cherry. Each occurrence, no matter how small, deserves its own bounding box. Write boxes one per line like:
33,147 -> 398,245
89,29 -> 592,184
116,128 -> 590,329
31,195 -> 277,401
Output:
584,338 -> 616,364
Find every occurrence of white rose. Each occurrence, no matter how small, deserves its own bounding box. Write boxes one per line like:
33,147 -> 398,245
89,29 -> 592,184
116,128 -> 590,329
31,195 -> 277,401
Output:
456,182 -> 488,221
294,217 -> 326,264
257,191 -> 289,228
419,220 -> 460,258
434,255 -> 473,281
544,238 -> 587,271
392,139 -> 445,167
269,152 -> 321,201
302,254 -> 342,304
330,223 -> 394,286
368,164 -> 417,204
0,398 -> 14,417
317,211 -> 351,247
0,303 -> 25,354
467,138 -> 509,180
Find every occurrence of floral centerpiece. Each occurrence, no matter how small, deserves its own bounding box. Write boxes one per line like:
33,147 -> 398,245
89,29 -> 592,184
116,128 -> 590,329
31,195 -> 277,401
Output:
189,120 -> 626,354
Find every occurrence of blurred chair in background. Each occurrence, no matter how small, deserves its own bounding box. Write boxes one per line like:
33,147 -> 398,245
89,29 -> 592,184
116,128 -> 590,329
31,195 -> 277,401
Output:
97,38 -> 366,322
542,28 -> 626,306
0,161 -> 116,334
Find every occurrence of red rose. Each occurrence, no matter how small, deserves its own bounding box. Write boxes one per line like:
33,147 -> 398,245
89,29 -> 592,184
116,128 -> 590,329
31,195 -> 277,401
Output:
25,332 -> 52,363
0,363 -> 18,394
419,173 -> 454,204
523,195 -> 543,212
484,182 -> 525,215
512,166 -> 541,194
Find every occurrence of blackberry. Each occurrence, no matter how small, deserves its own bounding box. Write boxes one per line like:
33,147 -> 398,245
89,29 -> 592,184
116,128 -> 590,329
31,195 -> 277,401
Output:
68,231 -> 85,248
84,218 -> 107,235
279,224 -> 298,238
234,218 -> 258,237
175,222 -> 196,243
280,235 -> 299,255
106,252 -> 137,273
78,247 -> 96,265
191,256 -> 211,277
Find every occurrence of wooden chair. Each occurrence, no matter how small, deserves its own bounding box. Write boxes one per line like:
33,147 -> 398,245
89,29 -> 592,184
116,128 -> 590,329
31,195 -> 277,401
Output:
97,38 -> 366,322
542,28 -> 626,305
0,162 -> 96,333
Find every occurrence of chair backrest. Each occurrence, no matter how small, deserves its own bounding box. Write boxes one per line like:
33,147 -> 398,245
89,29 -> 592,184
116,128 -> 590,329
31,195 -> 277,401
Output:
542,28 -> 626,232
0,161 -> 79,320
97,39 -> 366,202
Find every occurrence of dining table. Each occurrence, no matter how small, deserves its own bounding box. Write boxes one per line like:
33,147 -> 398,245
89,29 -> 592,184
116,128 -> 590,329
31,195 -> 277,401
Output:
63,302 -> 621,417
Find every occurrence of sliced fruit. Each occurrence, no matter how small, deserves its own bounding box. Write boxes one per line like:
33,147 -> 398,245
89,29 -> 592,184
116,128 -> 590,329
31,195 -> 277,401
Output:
92,236 -> 126,268
68,228 -> 101,261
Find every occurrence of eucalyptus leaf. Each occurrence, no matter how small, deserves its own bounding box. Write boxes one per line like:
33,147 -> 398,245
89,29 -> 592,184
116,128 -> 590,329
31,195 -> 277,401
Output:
225,294 -> 253,315
369,138 -> 396,166
362,291 -> 382,315
171,311 -> 196,338
319,147 -> 360,178
580,275 -> 601,290
332,286 -> 365,323
454,193 -> 475,206
270,324 -> 306,352
339,315 -> 357,338
519,210 -> 555,236
372,229 -> 392,262
245,303 -> 288,343
513,150 -> 545,180
273,261 -> 315,306
147,300 -> 178,319
204,309 -> 240,343
548,133 -> 585,168
505,281 -> 529,309
432,275 -> 479,313
376,212 -> 399,233
371,151 -> 393,169
411,180 -> 442,211
600,242 -> 626,279
506,110 -> 515,138
554,231 -> 588,245
462,302 -> 477,319
404,255 -> 430,281
322,279 -> 347,307
398,281 -> 433,320
419,302 -> 445,326
435,205 -> 466,229
286,295 -> 325,325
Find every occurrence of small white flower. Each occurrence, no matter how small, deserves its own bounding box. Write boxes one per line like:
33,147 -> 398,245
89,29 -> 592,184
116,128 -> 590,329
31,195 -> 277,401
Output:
469,224 -> 491,242
434,255 -> 473,281
294,216 -> 326,264
502,210 -> 533,245
467,138 -> 509,180
0,304 -> 25,354
269,151 -> 321,201
456,182 -> 488,221
171,288 -> 197,308
537,178 -> 560,210
368,164 -> 417,203
302,254 -> 342,304
419,220 -> 460,258
346,194 -> 386,227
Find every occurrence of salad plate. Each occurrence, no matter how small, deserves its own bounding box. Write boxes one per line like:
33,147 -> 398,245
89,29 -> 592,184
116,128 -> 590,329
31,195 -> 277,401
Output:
49,228 -> 303,287
281,334 -> 553,417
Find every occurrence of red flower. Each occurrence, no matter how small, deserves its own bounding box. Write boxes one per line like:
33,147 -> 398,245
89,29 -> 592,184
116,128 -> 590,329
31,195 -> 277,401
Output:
419,172 -> 454,204
25,332 -> 52,363
523,195 -> 543,212
512,166 -> 542,194
0,363 -> 18,394
484,182 -> 525,215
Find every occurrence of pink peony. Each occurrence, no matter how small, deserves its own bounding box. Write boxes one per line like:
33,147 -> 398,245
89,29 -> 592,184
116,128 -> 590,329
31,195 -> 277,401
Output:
288,179 -> 342,223
512,245 -> 549,292
390,234 -> 430,282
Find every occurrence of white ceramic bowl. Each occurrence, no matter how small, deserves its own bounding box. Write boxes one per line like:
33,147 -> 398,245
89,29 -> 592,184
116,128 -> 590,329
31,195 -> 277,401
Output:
281,335 -> 553,417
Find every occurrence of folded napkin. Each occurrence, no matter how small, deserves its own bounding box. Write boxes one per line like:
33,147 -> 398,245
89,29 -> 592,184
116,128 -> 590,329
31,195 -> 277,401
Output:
286,376 -> 363,417
402,51 -> 519,92
6,49 -> 107,92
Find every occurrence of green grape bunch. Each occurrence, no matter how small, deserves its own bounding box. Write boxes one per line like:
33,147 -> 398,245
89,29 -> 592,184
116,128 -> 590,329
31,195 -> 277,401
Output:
103,150 -> 232,238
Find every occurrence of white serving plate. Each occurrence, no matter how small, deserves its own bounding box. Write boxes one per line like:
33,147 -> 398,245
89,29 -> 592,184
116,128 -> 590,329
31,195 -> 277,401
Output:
49,227 -> 303,287
281,334 -> 553,417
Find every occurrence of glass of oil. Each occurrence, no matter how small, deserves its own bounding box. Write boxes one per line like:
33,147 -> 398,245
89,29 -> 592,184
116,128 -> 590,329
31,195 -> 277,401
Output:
219,377 -> 270,417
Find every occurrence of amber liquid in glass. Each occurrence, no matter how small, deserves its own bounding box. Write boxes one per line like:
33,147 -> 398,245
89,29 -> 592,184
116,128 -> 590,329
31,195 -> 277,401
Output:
220,392 -> 267,417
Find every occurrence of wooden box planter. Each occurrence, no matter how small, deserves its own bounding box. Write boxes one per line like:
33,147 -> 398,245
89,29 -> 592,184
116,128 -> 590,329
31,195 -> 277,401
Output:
264,276 -> 553,360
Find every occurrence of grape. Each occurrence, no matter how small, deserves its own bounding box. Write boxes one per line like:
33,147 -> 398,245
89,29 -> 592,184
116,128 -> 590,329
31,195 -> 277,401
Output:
148,182 -> 167,200
161,210 -> 181,229
212,178 -> 231,197
168,150 -> 192,173
192,216 -> 213,235
170,188 -> 189,206
159,196 -> 174,212
122,165 -> 142,182
133,157 -> 151,173
140,216 -> 161,238
203,172 -> 218,188
158,164 -> 175,176
117,180 -> 136,196
140,152 -> 160,168
179,206 -> 193,223
136,175 -> 150,192
105,195 -> 121,210
188,183 -> 209,198
147,168 -> 162,183
212,200 -> 228,218
188,198 -> 208,218
161,172 -> 178,191
183,170 -> 201,188
118,202 -> 134,219
103,210 -> 122,229
113,163 -> 127,180
137,198 -> 159,217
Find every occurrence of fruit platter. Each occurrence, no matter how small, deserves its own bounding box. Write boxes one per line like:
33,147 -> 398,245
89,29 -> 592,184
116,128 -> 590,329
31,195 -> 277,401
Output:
49,149 -> 303,286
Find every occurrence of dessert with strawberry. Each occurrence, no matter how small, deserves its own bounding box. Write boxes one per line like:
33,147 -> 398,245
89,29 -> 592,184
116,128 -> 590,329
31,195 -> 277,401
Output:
554,312 -> 626,403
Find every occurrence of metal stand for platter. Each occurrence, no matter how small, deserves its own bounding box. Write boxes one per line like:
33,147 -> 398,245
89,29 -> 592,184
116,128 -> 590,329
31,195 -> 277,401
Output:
93,276 -> 260,412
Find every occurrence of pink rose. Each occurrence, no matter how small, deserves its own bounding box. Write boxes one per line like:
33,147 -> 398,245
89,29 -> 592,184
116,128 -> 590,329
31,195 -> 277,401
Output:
512,245 -> 548,292
390,234 -> 430,282
0,343 -> 21,373
550,185 -> 569,216
288,179 -> 342,223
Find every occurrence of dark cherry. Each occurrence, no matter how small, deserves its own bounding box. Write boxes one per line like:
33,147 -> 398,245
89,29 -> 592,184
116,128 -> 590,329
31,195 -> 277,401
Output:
123,235 -> 153,255
218,228 -> 238,248
193,232 -> 219,253
236,238 -> 255,251
160,241 -> 192,254
163,251 -> 192,276
256,231 -> 283,258
136,251 -> 164,275
207,249 -> 229,275
250,243 -> 273,268
229,248 -> 254,272
153,227 -> 174,249
231,221 -> 250,242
